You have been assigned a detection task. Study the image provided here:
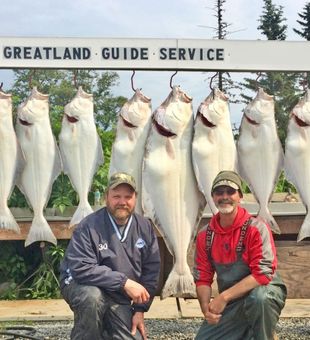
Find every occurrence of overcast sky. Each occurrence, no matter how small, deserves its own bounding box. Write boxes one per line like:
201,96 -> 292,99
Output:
0,0 -> 308,126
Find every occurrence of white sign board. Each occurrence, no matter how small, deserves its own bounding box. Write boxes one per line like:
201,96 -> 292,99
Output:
0,37 -> 310,72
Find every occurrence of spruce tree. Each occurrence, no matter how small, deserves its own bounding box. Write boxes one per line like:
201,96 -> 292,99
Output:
294,2 -> 310,40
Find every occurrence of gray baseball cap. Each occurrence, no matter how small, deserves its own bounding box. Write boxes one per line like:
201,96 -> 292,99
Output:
211,170 -> 243,193
108,172 -> 136,191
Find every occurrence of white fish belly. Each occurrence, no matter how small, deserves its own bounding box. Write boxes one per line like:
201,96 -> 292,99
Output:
143,131 -> 202,297
59,121 -> 101,199
19,127 -> 57,212
110,123 -> 151,215
192,122 -> 236,214
285,123 -> 310,241
238,127 -> 282,206
0,122 -> 20,231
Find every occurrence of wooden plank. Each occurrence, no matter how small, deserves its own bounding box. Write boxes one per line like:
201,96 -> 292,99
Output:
275,241 -> 310,299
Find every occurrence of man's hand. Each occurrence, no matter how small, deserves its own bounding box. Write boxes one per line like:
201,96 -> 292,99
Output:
124,279 -> 150,304
132,311 -> 147,340
208,294 -> 227,315
203,309 -> 222,325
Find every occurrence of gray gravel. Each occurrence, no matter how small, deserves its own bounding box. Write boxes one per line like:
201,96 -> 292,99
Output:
0,318 -> 309,339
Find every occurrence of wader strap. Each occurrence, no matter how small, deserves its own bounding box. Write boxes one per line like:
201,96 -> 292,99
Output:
236,218 -> 252,253
205,224 -> 214,264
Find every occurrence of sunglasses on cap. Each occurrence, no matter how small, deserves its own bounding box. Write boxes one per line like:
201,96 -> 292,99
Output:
213,187 -> 238,196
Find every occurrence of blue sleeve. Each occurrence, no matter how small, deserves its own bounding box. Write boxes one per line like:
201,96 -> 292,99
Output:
132,223 -> 161,312
65,222 -> 128,291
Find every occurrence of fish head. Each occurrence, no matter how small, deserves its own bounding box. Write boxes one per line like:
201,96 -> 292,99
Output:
196,88 -> 229,128
152,86 -> 192,137
17,87 -> 49,125
243,87 -> 274,125
290,88 -> 310,127
64,86 -> 93,122
119,89 -> 151,128
0,91 -> 12,119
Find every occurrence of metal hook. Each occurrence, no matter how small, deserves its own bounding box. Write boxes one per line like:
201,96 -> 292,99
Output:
209,72 -> 218,92
170,71 -> 178,89
73,70 -> 78,89
255,72 -> 262,89
131,70 -> 136,92
0,82 -> 3,90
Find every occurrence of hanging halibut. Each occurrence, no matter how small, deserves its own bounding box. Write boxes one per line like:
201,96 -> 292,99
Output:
285,89 -> 310,241
0,90 -> 24,232
237,88 -> 283,234
192,88 -> 237,215
59,86 -> 104,227
142,86 -> 205,299
16,87 -> 61,246
109,89 -> 152,215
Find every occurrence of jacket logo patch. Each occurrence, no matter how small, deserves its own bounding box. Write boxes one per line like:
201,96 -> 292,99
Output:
99,243 -> 108,251
135,238 -> 146,249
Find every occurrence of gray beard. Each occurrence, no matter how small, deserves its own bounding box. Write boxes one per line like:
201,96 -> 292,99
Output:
218,205 -> 234,214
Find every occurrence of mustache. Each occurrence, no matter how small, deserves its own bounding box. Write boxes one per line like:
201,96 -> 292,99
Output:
218,199 -> 234,205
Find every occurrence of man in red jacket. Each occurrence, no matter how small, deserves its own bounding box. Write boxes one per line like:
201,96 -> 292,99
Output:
193,170 -> 286,340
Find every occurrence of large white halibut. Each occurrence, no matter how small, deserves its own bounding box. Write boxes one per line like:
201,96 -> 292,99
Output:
237,88 -> 283,234
16,87 -> 61,246
142,86 -> 205,299
109,89 -> 152,215
0,91 -> 24,232
59,87 -> 104,227
192,88 -> 237,214
285,89 -> 310,241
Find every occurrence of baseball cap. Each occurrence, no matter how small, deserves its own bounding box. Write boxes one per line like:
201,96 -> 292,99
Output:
108,172 -> 136,191
211,170 -> 243,193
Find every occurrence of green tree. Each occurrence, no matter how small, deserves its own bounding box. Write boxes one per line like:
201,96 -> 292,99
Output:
294,2 -> 310,40
257,0 -> 287,40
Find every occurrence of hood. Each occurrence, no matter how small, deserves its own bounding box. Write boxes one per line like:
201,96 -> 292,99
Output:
209,206 -> 251,234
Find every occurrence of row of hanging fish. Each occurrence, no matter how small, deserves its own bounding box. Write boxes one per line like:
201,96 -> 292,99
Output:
109,85 -> 310,299
0,86 -> 104,246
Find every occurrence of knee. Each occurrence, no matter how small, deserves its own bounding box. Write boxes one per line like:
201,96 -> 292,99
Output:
247,286 -> 268,310
73,285 -> 105,310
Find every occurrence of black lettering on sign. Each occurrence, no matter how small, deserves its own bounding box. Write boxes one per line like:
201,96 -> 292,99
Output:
159,48 -> 167,60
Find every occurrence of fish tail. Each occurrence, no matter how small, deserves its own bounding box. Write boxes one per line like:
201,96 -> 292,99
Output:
160,265 -> 196,299
0,207 -> 20,233
257,206 -> 281,234
25,215 -> 57,247
297,213 -> 310,242
69,202 -> 93,228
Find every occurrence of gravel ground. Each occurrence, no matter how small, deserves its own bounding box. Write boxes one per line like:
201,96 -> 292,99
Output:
0,318 -> 309,339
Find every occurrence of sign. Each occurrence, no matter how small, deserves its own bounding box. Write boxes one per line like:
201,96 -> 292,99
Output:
0,37 -> 310,71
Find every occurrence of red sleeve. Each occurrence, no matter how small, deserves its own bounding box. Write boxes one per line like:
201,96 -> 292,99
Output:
245,220 -> 277,285
193,230 -> 215,287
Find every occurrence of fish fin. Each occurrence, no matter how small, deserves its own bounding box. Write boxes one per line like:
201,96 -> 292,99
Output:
165,139 -> 175,159
257,206 -> 281,234
297,212 -> 310,242
95,134 -> 104,170
0,207 -> 20,233
13,141 -> 26,187
160,264 -> 196,299
25,215 -> 57,247
69,202 -> 93,227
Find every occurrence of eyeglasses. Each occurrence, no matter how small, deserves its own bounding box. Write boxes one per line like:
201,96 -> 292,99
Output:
213,187 -> 237,196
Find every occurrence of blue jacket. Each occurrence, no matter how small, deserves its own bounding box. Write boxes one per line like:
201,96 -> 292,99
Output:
60,207 -> 161,312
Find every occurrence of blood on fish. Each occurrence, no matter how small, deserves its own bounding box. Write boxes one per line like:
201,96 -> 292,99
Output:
245,114 -> 259,125
293,114 -> 310,127
153,118 -> 177,138
65,114 -> 79,123
121,116 -> 138,128
19,118 -> 33,126
198,112 -> 216,128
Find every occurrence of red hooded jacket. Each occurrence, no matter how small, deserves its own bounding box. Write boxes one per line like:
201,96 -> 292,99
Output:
194,206 -> 277,287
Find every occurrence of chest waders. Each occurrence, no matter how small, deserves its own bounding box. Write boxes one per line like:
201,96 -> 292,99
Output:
195,219 -> 287,340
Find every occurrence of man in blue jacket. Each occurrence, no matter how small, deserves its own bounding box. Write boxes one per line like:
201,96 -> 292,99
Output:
60,172 -> 161,340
